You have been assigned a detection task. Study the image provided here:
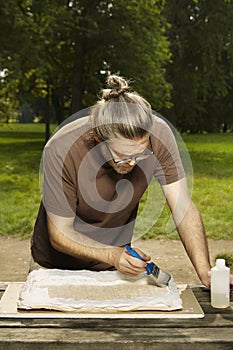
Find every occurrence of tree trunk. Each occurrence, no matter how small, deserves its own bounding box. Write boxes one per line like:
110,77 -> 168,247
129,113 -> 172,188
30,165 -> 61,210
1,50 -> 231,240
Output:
70,0 -> 99,114
45,82 -> 51,143
70,36 -> 86,114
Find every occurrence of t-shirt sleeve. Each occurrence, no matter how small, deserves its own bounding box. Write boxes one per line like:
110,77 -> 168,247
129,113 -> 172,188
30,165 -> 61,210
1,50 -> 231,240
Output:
151,119 -> 185,185
42,144 -> 77,217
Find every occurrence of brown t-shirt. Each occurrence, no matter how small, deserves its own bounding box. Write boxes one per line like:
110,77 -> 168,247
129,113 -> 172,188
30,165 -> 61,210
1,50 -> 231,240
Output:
31,114 -> 185,270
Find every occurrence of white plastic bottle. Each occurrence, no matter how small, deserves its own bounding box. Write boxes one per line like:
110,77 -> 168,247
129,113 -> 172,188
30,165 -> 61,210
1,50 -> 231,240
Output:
211,259 -> 230,308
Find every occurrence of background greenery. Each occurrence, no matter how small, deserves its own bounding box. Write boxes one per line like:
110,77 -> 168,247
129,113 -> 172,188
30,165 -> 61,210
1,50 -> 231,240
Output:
0,123 -> 46,237
139,133 -> 233,240
1,0 -> 233,138
0,123 -> 232,241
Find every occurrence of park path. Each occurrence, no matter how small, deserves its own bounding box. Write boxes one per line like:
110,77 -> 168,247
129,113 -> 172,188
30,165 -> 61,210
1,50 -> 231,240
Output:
0,236 -> 232,283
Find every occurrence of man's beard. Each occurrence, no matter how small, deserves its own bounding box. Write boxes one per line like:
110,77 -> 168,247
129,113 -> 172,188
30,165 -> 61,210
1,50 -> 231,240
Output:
111,163 -> 135,174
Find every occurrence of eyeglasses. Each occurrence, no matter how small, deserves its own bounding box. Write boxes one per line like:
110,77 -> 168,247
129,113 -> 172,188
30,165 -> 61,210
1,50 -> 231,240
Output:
106,138 -> 154,165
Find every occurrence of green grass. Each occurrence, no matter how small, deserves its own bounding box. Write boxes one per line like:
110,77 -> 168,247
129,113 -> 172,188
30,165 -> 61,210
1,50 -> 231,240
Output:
0,123 -> 54,237
137,133 -> 233,240
0,124 -> 233,241
183,133 -> 233,240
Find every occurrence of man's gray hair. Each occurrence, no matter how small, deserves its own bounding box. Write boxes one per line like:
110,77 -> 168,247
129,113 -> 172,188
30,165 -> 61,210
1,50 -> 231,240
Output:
90,75 -> 153,140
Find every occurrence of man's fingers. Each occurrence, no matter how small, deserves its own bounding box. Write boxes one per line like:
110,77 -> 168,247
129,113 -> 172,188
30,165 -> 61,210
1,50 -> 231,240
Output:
119,250 -> 148,275
125,247 -> 151,263
120,265 -> 146,276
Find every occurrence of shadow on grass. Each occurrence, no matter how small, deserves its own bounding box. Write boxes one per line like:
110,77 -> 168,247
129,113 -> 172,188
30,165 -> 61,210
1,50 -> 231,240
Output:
188,151 -> 233,178
0,141 -> 44,174
0,130 -> 45,139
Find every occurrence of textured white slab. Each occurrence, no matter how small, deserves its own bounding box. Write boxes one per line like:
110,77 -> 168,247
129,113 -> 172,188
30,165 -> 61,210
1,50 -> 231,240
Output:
0,273 -> 204,319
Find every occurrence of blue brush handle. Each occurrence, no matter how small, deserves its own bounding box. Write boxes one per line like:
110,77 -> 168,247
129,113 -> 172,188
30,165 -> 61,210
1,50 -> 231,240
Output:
125,245 -> 155,275
125,245 -> 144,261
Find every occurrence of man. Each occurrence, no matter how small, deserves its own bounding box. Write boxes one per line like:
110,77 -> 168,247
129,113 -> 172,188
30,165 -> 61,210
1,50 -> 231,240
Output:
31,74 -> 212,287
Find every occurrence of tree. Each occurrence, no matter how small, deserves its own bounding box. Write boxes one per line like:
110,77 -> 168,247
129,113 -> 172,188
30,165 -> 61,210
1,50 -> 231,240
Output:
163,0 -> 233,132
1,0 -> 171,133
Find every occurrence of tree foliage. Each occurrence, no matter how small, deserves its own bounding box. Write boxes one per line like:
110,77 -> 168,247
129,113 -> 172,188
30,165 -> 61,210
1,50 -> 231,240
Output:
0,0 -> 170,128
164,0 -> 233,132
1,0 -> 233,133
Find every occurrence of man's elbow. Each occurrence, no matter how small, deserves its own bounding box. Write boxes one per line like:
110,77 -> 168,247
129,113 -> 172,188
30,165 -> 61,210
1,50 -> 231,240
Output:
47,219 -> 64,252
48,231 -> 61,252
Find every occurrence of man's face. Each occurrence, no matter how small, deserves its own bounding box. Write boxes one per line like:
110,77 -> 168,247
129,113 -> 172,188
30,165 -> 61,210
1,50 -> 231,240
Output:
106,134 -> 151,174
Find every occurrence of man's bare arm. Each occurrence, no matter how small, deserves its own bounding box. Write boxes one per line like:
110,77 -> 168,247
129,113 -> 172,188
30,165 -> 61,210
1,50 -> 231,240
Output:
162,178 -> 211,287
47,212 -> 150,276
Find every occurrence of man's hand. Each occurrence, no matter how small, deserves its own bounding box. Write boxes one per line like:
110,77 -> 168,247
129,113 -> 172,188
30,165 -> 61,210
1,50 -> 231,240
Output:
205,271 -> 233,289
110,247 -> 151,276
200,270 -> 211,288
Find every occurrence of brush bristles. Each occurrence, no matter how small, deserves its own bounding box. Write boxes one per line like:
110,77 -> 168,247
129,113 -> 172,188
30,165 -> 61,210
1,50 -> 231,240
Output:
149,265 -> 171,287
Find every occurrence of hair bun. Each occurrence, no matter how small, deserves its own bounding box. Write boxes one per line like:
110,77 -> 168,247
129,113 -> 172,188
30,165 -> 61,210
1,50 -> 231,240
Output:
102,74 -> 130,101
107,75 -> 128,90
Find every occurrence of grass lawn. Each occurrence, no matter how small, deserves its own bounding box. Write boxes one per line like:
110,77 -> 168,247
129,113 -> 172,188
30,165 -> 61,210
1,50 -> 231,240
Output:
136,133 -> 233,240
0,124 -> 233,241
183,133 -> 233,240
0,123 -> 54,237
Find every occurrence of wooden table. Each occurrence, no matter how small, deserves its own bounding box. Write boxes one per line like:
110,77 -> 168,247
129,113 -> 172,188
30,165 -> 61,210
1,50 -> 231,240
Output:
0,283 -> 232,350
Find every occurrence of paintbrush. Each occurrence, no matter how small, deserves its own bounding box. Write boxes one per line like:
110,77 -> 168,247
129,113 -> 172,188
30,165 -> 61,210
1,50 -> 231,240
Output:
125,245 -> 171,287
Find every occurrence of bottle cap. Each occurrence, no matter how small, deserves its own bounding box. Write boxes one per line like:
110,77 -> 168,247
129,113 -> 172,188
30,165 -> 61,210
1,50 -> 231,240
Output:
216,258 -> 226,267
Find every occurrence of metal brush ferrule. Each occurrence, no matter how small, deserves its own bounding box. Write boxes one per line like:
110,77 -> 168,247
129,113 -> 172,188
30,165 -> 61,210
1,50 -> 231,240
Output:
146,262 -> 159,278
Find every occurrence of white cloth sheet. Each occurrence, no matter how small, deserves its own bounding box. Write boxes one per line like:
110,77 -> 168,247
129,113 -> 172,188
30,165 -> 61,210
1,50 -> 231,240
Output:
17,269 -> 182,312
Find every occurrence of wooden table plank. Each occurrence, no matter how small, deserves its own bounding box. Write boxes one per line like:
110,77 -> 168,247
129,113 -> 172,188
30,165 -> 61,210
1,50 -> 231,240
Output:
0,284 -> 232,350
1,327 -> 233,350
